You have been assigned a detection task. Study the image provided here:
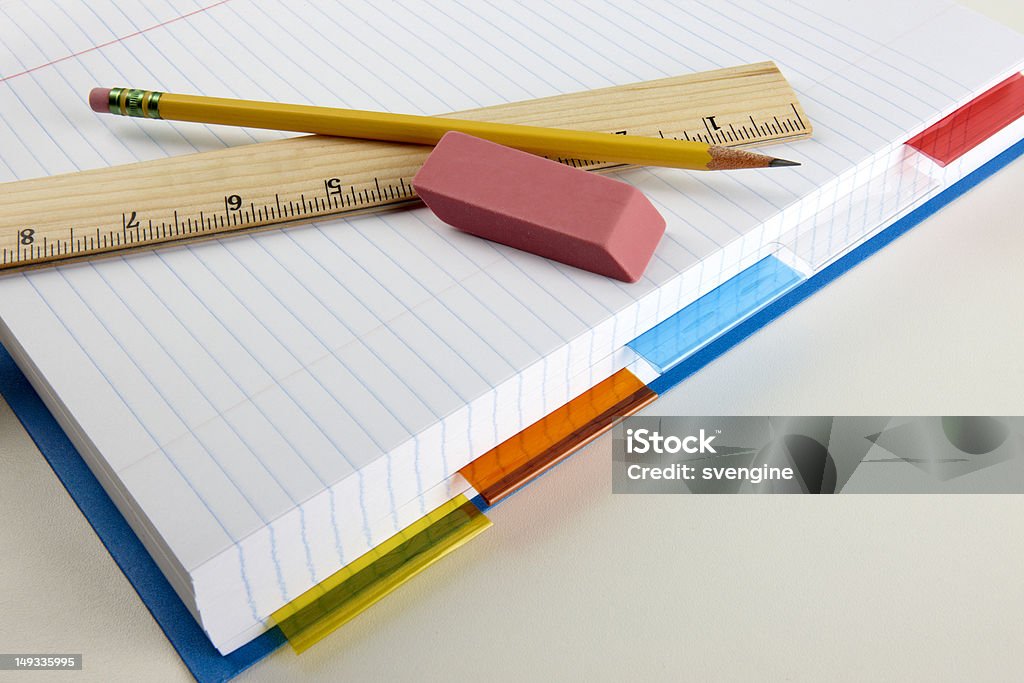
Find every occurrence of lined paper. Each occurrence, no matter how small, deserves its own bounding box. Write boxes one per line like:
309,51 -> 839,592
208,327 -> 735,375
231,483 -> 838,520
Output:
0,0 -> 1021,652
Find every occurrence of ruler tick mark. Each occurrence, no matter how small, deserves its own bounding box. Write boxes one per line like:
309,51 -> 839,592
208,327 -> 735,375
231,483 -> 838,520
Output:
790,103 -> 805,129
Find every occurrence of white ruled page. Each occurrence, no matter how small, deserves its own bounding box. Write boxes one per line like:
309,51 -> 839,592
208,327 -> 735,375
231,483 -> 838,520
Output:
0,0 -> 1021,651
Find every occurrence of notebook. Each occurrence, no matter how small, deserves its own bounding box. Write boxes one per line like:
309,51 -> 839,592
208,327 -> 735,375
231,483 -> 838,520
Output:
1,0 -> 1021,659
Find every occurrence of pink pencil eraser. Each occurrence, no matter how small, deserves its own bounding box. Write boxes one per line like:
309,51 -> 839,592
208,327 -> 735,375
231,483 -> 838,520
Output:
413,132 -> 665,283
89,88 -> 110,113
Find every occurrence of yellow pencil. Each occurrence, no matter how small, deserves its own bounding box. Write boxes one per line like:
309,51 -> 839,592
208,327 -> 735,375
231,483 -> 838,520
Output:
88,87 -> 799,171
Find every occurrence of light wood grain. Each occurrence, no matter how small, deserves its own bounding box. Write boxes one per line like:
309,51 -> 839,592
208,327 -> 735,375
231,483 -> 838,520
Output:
0,62 -> 810,271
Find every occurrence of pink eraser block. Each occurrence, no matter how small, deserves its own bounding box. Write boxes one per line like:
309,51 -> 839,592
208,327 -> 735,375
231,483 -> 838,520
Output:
413,132 -> 665,283
89,88 -> 110,113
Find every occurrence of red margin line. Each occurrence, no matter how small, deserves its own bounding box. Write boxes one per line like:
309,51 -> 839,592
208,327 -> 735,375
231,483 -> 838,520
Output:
0,0 -> 232,83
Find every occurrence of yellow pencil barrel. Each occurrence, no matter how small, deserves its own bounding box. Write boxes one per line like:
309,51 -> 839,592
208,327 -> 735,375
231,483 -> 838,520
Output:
94,87 -> 795,171
160,93 -> 714,168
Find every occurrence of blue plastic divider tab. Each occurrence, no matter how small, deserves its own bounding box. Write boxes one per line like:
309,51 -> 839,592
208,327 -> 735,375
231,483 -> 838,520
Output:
648,135 -> 1024,397
628,255 -> 805,374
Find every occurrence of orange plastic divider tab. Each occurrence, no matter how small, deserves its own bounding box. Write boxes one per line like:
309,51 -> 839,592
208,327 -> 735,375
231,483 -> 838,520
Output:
907,72 -> 1024,166
460,369 -> 657,505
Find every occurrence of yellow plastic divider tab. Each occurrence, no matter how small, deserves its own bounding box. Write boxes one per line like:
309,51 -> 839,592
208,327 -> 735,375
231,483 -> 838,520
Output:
271,494 -> 490,653
460,369 -> 657,505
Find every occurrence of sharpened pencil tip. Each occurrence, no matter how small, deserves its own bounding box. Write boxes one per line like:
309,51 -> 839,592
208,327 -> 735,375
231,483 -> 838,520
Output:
769,158 -> 801,167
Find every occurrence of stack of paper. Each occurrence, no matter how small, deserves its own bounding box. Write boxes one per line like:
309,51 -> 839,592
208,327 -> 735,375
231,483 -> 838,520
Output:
0,0 -> 1021,655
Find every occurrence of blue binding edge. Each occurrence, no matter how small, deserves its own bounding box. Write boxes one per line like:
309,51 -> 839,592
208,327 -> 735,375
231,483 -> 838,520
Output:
650,136 -> 1024,395
0,365 -> 287,680
0,136 -> 1021,681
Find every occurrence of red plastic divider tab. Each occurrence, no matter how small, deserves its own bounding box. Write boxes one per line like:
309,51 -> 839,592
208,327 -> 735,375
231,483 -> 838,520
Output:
907,73 -> 1024,167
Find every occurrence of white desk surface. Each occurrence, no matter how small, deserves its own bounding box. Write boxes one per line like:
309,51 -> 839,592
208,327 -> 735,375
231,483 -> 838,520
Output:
2,2 -> 1022,680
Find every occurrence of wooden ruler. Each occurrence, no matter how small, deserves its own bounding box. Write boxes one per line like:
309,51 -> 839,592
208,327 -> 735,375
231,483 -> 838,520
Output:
0,61 -> 810,272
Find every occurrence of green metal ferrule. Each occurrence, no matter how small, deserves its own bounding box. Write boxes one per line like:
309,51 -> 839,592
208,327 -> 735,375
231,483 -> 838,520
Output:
107,87 -> 163,119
